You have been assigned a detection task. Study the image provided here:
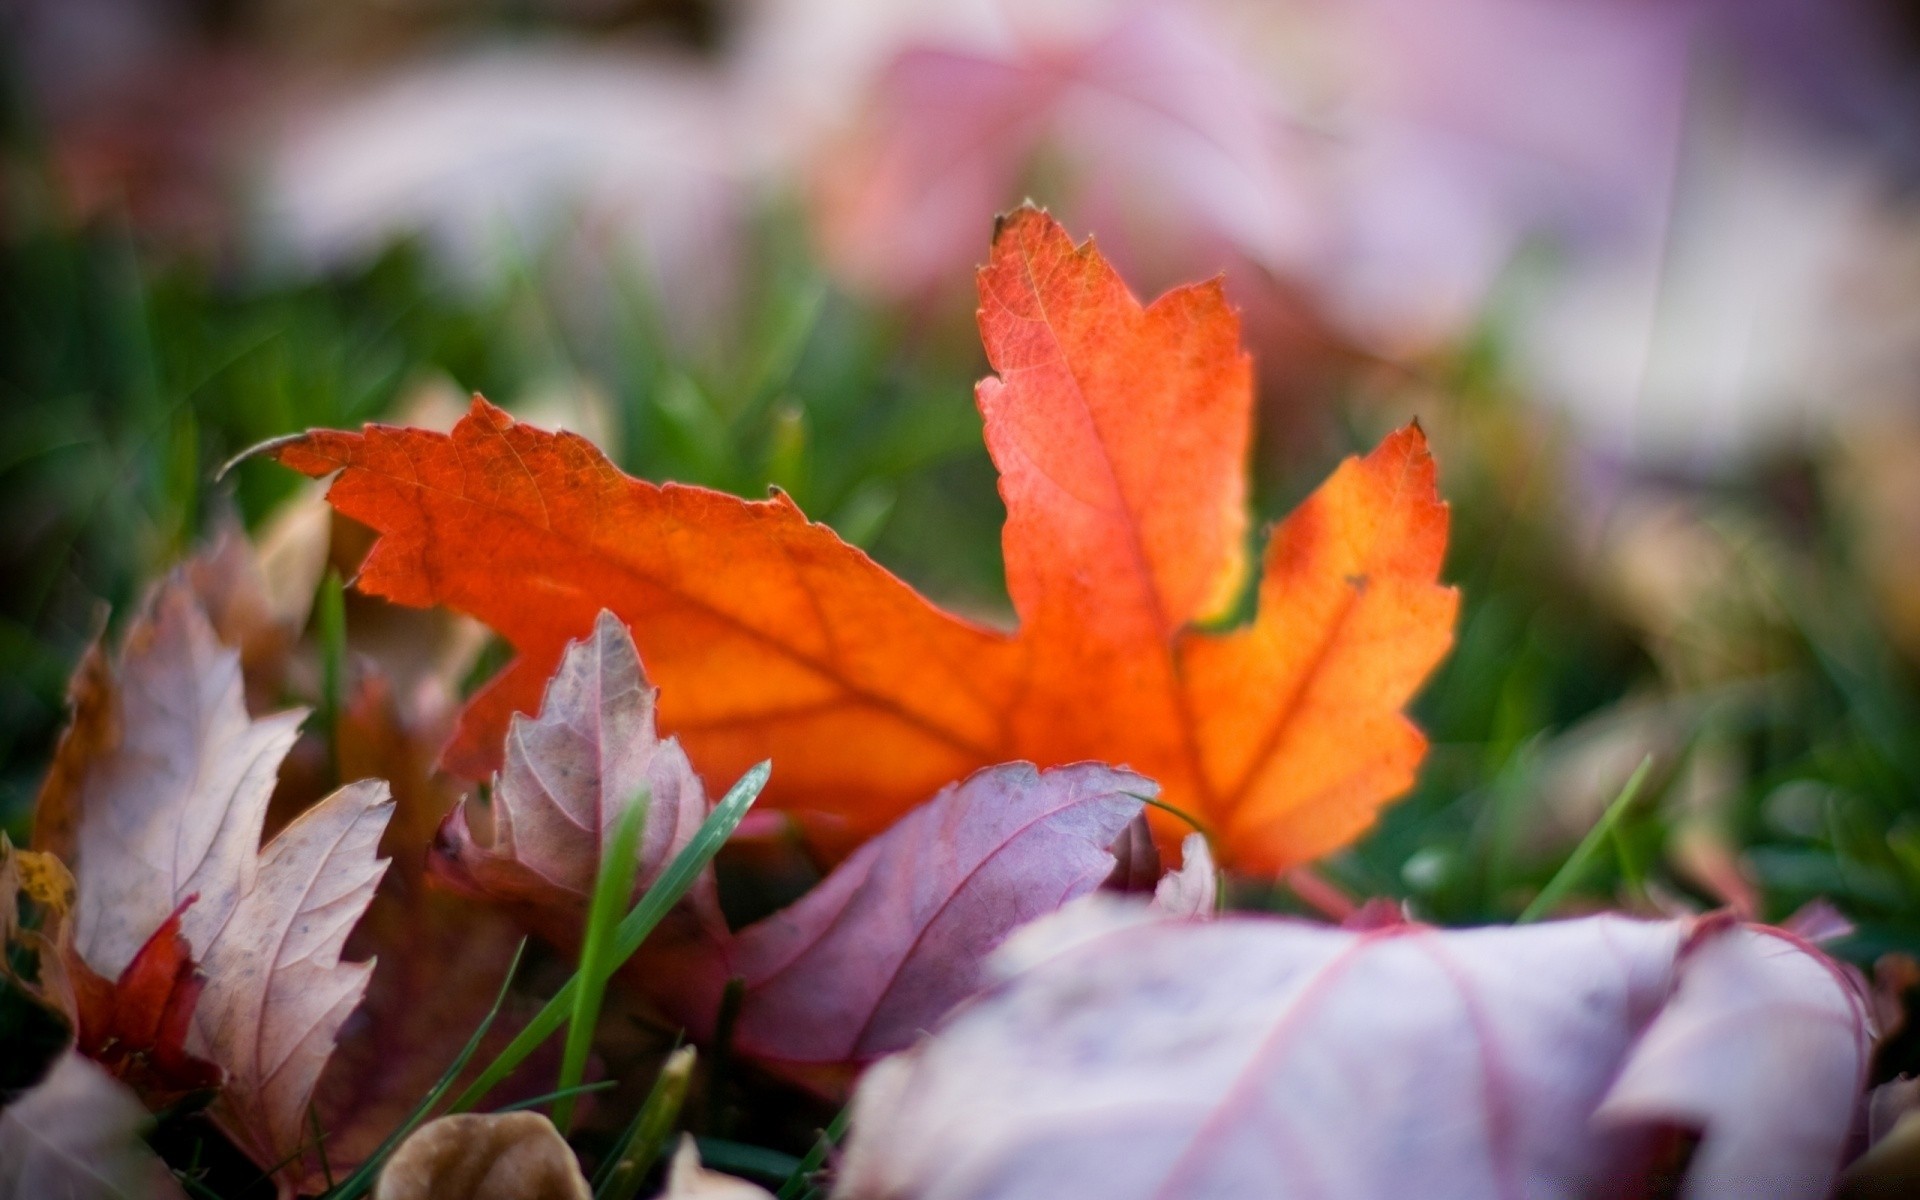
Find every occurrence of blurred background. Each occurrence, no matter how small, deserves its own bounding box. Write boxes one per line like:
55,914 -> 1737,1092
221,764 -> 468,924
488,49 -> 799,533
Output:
7,0 -> 1920,957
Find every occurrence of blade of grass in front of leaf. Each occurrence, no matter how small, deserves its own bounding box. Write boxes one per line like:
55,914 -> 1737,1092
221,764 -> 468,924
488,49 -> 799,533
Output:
595,1044 -> 697,1200
450,760 -> 771,1113
1518,757 -> 1653,923
555,795 -> 648,1132
775,1107 -> 848,1200
493,1079 -> 617,1114
318,568 -> 346,776
318,938 -> 529,1200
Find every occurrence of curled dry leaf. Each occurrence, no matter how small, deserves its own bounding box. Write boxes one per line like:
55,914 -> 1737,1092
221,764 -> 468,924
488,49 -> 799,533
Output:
435,609 -> 717,928
836,905 -> 1870,1200
32,580 -> 394,1179
0,1052 -> 186,1200
1149,833 -> 1217,918
271,207 -> 1455,874
373,1111 -> 589,1200
663,1134 -> 778,1199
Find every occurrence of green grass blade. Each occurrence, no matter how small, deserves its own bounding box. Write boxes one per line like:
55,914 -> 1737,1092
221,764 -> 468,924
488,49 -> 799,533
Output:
450,760 -> 770,1113
1518,757 -> 1653,923
492,1080 -> 617,1114
595,1045 -> 697,1200
318,938 -> 528,1200
775,1107 -> 848,1200
317,569 -> 347,775
697,1138 -> 804,1183
555,795 -> 649,1132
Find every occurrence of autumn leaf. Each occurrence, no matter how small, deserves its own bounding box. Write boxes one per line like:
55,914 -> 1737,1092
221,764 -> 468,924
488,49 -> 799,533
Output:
434,609 -> 718,928
270,207 -> 1455,872
712,760 -> 1149,1071
70,898 -> 223,1111
0,1052 -> 187,1200
33,579 -> 394,1179
836,904 -> 1872,1200
296,669 -> 541,1195
373,1112 -> 589,1200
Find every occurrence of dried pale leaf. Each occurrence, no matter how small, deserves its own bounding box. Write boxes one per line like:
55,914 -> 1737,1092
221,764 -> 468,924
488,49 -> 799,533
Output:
0,1053 -> 186,1200
1595,918 -> 1873,1200
29,638 -> 114,864
58,583 -> 307,976
836,909 -> 1869,1200
37,580 -> 394,1176
373,1112 -> 589,1200
190,777 -> 392,1170
437,610 -> 714,925
1150,833 -> 1216,918
273,209 -> 1454,875
663,1135 -> 777,1199
252,480 -> 334,630
720,762 -> 1149,1069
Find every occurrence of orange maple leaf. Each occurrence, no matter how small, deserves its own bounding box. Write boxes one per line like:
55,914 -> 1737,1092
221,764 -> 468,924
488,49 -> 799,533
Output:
272,209 -> 1457,872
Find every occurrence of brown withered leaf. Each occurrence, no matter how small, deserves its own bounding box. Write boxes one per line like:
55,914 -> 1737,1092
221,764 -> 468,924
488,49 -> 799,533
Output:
372,1112 -> 589,1200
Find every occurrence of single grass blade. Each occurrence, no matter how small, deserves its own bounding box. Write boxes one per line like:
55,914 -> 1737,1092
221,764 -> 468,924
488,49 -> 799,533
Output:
1518,757 -> 1653,923
698,1138 -> 805,1184
493,1080 -> 617,1114
317,938 -> 529,1200
595,1045 -> 697,1200
555,795 -> 649,1132
450,760 -> 771,1113
775,1107 -> 848,1200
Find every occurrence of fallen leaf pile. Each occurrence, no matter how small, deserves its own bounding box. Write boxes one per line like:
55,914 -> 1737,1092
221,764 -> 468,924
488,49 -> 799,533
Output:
0,209 -> 1893,1200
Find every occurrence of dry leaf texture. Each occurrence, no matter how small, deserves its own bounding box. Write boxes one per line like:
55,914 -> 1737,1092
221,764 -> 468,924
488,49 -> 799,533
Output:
273,208 -> 1454,872
719,761 -> 1150,1067
373,1112 -> 589,1200
437,609 -> 715,922
836,905 -> 1870,1200
35,580 -> 393,1175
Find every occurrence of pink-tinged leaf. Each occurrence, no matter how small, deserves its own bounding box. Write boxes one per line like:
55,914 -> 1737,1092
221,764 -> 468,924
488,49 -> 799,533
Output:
191,777 -> 392,1173
837,907 -> 1871,1200
36,580 -> 394,1182
435,610 -> 714,924
62,584 -> 307,978
1150,834 -> 1216,918
721,762 -> 1149,1068
0,1053 -> 186,1200
1594,917 -> 1873,1200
